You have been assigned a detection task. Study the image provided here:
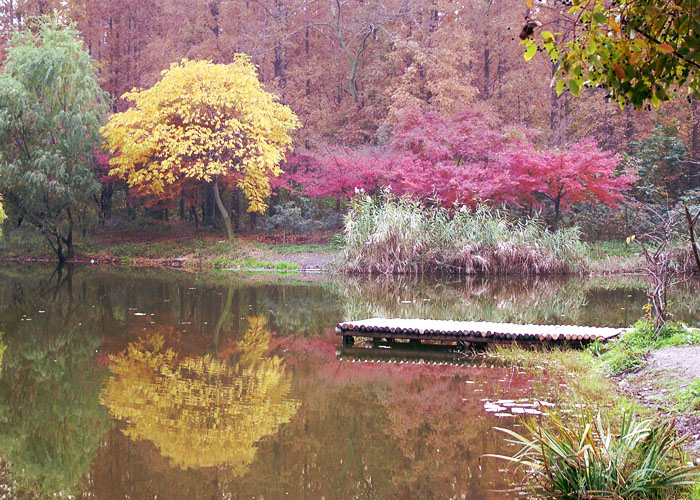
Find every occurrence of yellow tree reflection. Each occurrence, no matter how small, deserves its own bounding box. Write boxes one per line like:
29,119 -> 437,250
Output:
100,316 -> 299,476
0,332 -> 5,374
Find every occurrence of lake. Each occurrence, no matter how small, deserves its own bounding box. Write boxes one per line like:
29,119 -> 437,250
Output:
0,264 -> 697,499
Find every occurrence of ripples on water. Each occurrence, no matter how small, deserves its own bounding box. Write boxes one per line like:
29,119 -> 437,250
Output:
0,264 -> 697,499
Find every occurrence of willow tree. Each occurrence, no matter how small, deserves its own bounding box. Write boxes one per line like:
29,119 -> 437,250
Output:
0,20 -> 108,263
101,57 -> 301,239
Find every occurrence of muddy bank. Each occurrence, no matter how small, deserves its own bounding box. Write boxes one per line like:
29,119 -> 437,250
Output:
617,345 -> 700,457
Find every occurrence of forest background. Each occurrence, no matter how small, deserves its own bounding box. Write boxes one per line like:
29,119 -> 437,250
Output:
0,0 -> 699,262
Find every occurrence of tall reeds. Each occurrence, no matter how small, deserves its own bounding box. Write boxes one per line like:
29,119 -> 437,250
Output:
342,194 -> 586,275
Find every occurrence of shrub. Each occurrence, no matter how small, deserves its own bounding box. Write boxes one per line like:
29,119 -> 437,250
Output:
491,411 -> 699,499
342,193 -> 586,275
262,199 -> 344,242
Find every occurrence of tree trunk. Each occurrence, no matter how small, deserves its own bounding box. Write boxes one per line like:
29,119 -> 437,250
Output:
191,204 -> 200,235
483,47 -> 490,99
64,208 -> 75,260
553,197 -> 561,231
233,189 -> 241,233
65,230 -> 74,260
101,187 -> 113,221
549,61 -> 561,146
212,283 -> 234,352
691,96 -> 698,189
685,205 -> 700,273
205,184 -> 215,224
212,178 -> 234,240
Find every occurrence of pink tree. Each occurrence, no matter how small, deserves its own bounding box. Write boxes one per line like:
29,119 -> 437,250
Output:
389,107 -> 524,206
509,139 -> 634,229
278,106 -> 633,229
279,148 -> 399,202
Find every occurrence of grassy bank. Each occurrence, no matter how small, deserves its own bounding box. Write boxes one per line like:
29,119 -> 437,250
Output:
490,337 -> 700,499
0,226 -> 338,271
343,195 -> 586,275
597,320 -> 700,374
0,214 -> 694,276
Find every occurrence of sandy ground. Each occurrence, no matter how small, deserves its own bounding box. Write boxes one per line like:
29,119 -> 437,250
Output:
617,345 -> 700,457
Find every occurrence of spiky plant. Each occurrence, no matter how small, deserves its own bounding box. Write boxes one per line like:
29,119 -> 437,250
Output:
490,411 -> 699,499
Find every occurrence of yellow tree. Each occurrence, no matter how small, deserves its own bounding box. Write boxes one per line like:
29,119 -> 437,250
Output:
0,197 -> 6,237
101,56 -> 301,239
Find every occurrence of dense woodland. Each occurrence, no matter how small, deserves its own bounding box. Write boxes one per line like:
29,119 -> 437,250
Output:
0,0 -> 699,259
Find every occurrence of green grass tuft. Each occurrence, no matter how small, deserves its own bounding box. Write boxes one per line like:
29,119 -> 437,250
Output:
671,380 -> 700,412
596,320 -> 700,375
212,257 -> 300,270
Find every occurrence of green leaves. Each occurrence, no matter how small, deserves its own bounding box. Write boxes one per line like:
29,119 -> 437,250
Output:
555,79 -> 566,95
567,78 -> 581,96
591,12 -> 608,25
524,40 -> 537,61
524,0 -> 700,107
492,409 -> 700,498
0,19 -> 108,260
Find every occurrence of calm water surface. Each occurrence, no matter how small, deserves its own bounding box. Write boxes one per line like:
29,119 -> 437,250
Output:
0,265 -> 697,499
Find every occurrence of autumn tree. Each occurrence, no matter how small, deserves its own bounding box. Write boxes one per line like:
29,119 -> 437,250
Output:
76,0 -> 159,112
0,20 -> 108,263
509,139 -> 633,229
282,148 -> 398,201
0,197 -> 6,236
522,0 -> 700,108
388,106 -> 523,206
102,56 -> 300,239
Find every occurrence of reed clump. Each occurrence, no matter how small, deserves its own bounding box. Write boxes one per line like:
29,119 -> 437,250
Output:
342,194 -> 586,275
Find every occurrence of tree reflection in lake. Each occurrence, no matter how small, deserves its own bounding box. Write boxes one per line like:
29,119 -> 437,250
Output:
336,274 -> 700,327
100,317 -> 300,474
0,265 -> 697,499
0,326 -> 110,498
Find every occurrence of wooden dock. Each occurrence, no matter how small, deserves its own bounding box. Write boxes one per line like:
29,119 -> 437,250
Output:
336,318 -> 625,346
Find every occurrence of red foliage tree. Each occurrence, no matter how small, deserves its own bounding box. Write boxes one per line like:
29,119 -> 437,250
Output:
509,139 -> 634,229
278,106 -> 633,228
280,148 -> 399,200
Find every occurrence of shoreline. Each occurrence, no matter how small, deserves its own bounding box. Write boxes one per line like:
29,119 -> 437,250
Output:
0,253 -> 651,276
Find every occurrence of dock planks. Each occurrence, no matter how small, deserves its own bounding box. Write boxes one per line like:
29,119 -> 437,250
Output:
336,318 -> 625,345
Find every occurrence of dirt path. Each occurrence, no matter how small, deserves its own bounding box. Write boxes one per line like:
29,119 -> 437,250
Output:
617,345 -> 700,457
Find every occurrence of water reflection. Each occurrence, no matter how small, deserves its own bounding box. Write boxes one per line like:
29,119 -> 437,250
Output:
100,318 -> 300,475
0,265 -> 697,499
338,275 -> 661,327
0,327 -> 110,499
